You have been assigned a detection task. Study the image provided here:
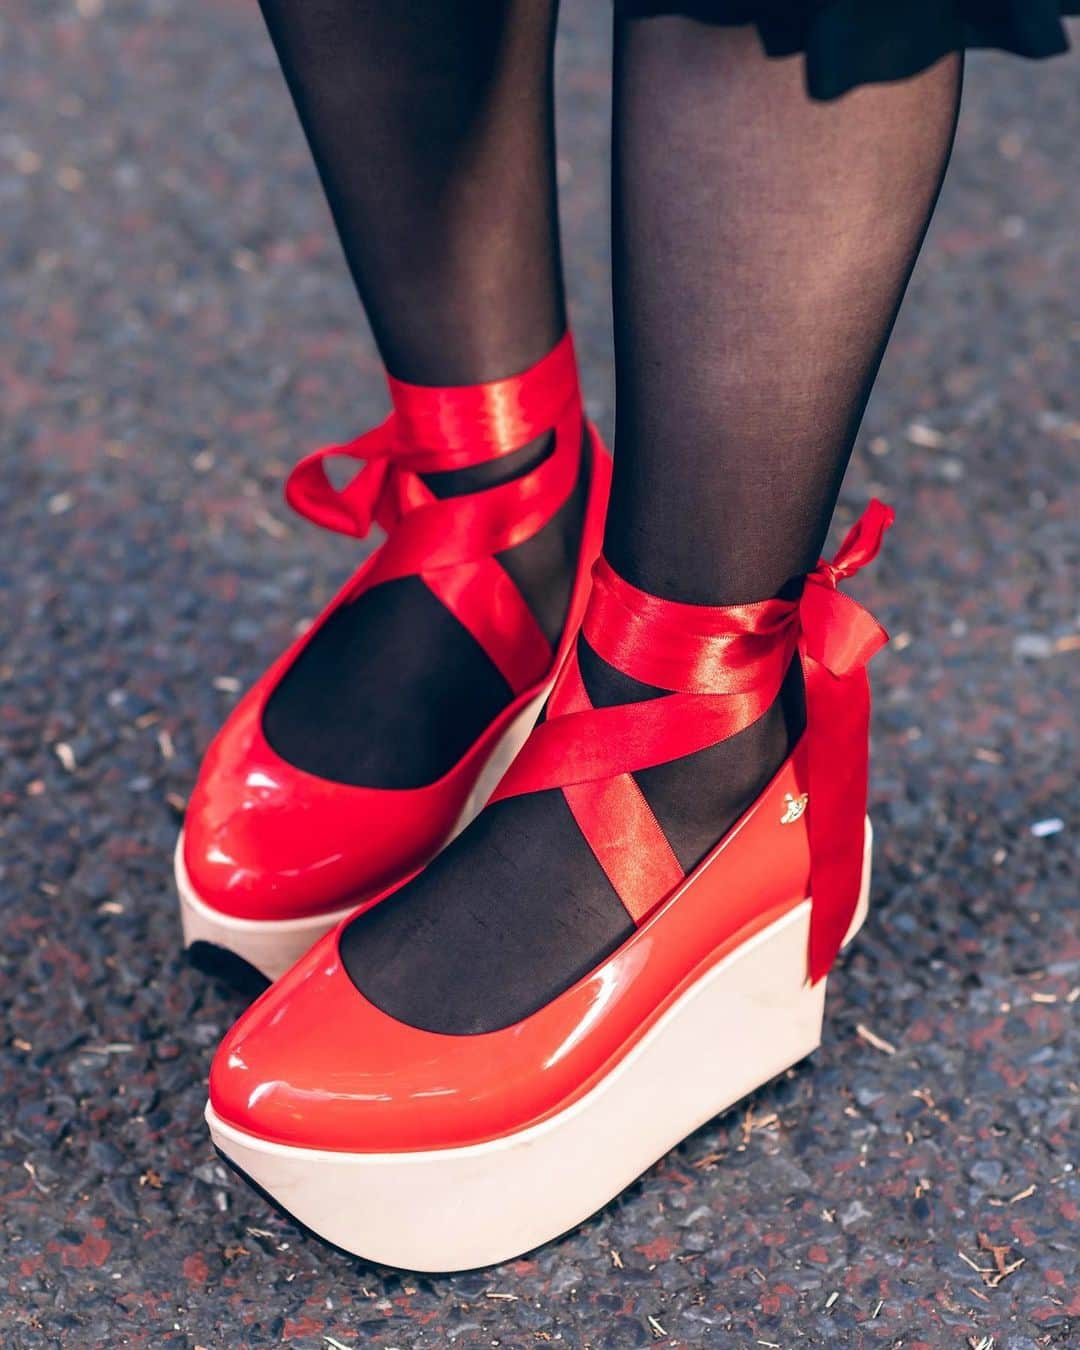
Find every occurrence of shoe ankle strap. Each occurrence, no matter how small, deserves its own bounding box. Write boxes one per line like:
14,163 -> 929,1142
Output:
493,500 -> 895,982
282,332 -> 588,694
583,562 -> 798,703
285,331 -> 582,545
582,503 -> 894,697
387,332 -> 580,473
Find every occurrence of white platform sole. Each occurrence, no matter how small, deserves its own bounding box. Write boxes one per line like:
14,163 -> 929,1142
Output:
207,823 -> 873,1271
176,685 -> 550,983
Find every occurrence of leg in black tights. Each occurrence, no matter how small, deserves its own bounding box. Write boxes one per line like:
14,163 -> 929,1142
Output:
595,17 -> 963,873
342,17 -> 962,1031
257,0 -> 589,789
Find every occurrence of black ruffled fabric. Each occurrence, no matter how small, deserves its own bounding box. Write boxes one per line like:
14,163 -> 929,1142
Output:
620,2 -> 1078,99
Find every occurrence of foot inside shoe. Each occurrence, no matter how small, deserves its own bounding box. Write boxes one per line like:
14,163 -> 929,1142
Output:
262,433 -> 590,790
339,638 -> 802,1032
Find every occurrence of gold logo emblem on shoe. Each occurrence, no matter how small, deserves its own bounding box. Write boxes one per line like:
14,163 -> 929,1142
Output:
781,792 -> 809,824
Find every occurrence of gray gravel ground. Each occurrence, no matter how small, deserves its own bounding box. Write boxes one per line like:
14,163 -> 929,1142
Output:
2,3 -> 1077,1346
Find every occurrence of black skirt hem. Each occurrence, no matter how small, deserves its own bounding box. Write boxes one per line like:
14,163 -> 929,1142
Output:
619,2 -> 1078,100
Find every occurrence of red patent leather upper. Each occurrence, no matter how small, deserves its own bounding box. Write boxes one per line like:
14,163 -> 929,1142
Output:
211,746 -> 818,1151
209,504 -> 893,1152
183,334 -> 611,920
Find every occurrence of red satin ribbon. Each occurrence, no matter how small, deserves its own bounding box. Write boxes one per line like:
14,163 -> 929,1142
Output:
387,334 -> 580,472
494,500 -> 895,982
284,332 -> 580,556
280,332 -> 582,694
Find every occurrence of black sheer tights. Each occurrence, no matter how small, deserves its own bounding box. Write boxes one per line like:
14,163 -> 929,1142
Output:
339,17 -> 963,1033
257,0 -> 588,789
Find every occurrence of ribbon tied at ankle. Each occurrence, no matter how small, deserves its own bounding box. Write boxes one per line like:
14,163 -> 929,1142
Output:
494,499 -> 895,983
281,333 -> 582,592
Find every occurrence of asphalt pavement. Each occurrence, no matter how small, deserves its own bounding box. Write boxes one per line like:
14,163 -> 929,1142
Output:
2,3 -> 1077,1346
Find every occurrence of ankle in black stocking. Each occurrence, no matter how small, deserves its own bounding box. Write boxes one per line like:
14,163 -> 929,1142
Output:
255,0 -> 576,789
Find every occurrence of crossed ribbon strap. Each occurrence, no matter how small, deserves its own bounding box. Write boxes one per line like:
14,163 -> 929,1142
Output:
494,499 -> 896,983
282,333 -> 582,590
279,334 -> 583,695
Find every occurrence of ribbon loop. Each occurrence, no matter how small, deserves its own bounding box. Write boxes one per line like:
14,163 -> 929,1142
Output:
799,583 -> 890,678
814,498 -> 896,587
799,498 -> 894,675
284,420 -> 398,539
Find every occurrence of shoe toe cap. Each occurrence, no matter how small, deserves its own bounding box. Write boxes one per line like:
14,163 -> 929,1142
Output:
181,768 -> 355,919
208,929 -> 454,1151
182,683 -> 459,920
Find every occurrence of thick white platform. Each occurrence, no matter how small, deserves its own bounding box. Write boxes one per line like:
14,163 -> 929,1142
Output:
176,685 -> 550,982
207,823 -> 873,1271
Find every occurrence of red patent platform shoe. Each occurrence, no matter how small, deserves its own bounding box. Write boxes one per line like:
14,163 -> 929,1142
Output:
177,333 -> 611,980
207,502 -> 893,1270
